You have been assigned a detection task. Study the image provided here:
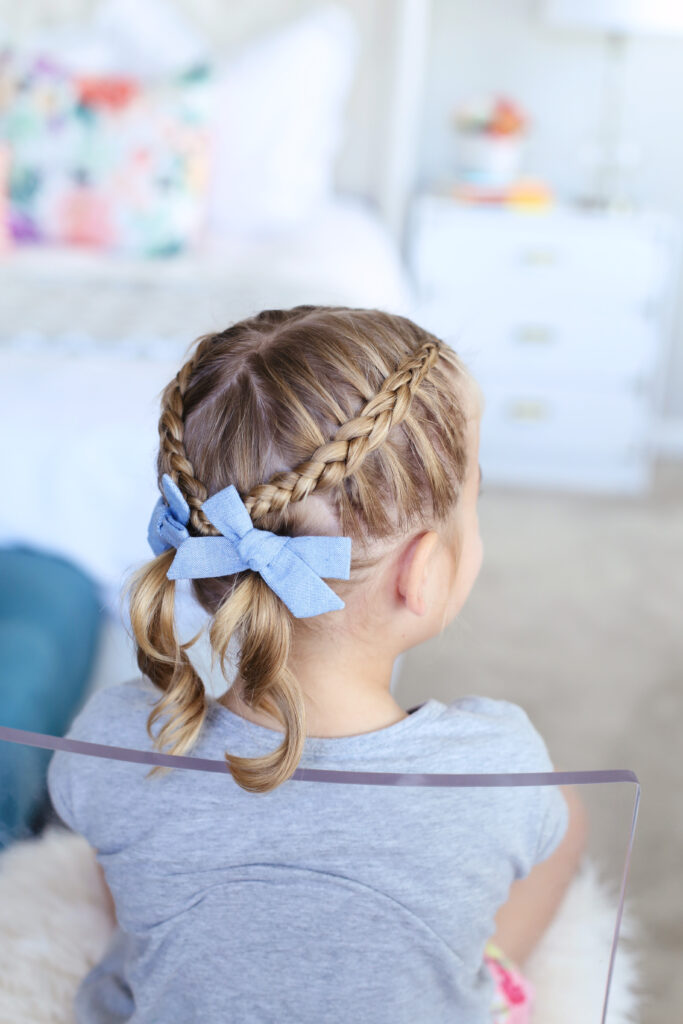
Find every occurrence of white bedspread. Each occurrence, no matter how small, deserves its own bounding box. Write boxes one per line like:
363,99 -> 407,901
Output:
0,198 -> 417,612
0,196 -> 416,352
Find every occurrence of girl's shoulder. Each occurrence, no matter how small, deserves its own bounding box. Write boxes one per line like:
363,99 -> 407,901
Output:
449,694 -> 530,719
47,678 -> 156,833
441,694 -> 557,773
445,694 -> 538,735
63,677 -> 157,738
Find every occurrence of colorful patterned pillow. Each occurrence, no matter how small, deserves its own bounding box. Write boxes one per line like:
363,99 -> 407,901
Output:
0,51 -> 213,257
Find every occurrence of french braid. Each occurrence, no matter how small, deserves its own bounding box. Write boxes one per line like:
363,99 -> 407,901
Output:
156,335 -> 442,526
157,333 -> 221,536
245,340 -> 442,519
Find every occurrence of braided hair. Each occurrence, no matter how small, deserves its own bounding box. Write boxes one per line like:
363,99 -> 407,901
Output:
124,306 -> 474,794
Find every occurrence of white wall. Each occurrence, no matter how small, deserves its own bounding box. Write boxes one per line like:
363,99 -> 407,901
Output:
416,0 -> 683,423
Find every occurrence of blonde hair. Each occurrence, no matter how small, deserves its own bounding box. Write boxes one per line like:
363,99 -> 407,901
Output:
123,305 -> 475,794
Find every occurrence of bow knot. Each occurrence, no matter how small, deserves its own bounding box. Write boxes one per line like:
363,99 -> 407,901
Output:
235,527 -> 288,574
147,473 -> 352,619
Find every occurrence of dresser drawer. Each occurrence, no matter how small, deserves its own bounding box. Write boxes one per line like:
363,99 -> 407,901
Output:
461,302 -> 660,386
417,309 -> 658,401
478,385 -> 649,457
480,445 -> 650,494
411,200 -> 666,309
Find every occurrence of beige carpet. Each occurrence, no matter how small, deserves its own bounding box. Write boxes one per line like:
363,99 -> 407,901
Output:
395,458 -> 683,1024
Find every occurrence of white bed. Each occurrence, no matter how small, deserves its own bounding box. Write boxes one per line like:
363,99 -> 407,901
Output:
0,194 -> 416,351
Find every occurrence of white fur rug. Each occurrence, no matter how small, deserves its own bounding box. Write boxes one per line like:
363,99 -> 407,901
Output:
0,825 -> 644,1023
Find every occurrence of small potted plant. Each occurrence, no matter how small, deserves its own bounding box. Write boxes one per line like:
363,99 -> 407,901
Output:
452,94 -> 529,188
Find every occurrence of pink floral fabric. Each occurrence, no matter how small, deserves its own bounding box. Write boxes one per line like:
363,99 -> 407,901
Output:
484,941 -> 535,1023
0,51 -> 213,256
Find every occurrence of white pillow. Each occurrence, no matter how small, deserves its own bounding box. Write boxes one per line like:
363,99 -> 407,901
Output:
206,2 -> 360,234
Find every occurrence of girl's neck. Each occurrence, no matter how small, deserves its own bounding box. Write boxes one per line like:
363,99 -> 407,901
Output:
217,683 -> 409,739
217,624 -> 409,739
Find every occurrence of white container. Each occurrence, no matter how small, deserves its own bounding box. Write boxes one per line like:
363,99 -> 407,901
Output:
455,132 -> 524,187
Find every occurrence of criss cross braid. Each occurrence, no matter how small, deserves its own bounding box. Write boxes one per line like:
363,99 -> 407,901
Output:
157,335 -> 442,532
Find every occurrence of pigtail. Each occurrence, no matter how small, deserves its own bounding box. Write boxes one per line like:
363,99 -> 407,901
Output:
123,334 -> 222,782
122,554 -> 206,781
208,574 -> 304,793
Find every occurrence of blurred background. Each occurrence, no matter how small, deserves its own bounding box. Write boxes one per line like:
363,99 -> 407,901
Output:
0,1 -> 681,1021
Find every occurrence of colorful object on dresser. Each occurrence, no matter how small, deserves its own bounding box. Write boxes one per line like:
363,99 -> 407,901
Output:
148,473 -> 353,618
451,92 -> 539,196
450,177 -> 554,210
0,50 -> 213,256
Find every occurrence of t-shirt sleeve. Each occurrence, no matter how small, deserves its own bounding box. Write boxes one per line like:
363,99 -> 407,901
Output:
46,683 -> 122,837
47,742 -> 78,832
502,700 -> 569,872
534,768 -> 570,866
457,696 -> 569,879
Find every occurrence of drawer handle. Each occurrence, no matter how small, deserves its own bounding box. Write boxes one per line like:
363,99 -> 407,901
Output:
519,246 -> 558,266
507,399 -> 551,422
514,324 -> 556,345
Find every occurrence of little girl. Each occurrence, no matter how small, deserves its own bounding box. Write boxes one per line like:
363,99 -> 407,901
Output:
48,305 -> 581,1023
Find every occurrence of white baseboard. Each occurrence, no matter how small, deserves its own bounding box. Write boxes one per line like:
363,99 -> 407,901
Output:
652,417 -> 683,457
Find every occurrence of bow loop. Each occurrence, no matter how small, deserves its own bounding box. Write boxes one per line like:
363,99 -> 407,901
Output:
147,474 -> 192,556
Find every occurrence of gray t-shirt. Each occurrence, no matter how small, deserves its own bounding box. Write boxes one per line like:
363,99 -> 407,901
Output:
47,676 -> 568,1024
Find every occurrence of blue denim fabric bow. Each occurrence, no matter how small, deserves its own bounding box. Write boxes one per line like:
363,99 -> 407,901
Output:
147,473 -> 352,618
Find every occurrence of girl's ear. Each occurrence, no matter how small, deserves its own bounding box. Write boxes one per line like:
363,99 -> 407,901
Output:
396,531 -> 440,617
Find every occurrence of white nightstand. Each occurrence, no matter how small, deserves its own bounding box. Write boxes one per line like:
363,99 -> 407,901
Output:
406,192 -> 682,494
